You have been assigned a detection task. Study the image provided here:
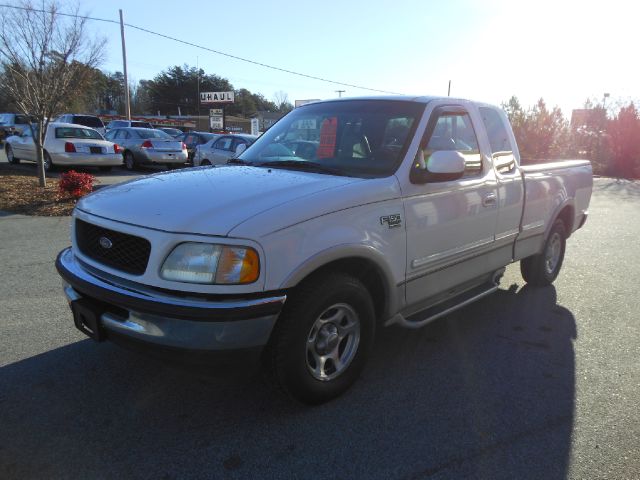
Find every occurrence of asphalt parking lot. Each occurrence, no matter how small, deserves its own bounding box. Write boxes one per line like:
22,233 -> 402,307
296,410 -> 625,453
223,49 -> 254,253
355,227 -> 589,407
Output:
0,177 -> 639,479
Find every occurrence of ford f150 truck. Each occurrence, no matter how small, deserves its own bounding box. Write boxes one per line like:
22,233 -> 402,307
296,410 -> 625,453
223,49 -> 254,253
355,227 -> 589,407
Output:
56,96 -> 593,404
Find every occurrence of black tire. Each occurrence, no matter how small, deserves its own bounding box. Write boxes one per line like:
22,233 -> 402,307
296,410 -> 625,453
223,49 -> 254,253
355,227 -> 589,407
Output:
99,166 -> 112,172
265,272 -> 376,404
124,151 -> 135,171
43,151 -> 55,172
201,159 -> 211,166
520,219 -> 567,286
5,145 -> 19,164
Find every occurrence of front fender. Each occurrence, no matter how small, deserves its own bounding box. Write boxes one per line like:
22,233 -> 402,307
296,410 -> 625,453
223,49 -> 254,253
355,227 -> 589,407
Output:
279,243 -> 402,320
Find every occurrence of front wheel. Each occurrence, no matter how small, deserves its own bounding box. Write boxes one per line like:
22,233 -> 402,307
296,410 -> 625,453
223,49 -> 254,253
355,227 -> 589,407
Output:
265,272 -> 375,404
520,219 -> 567,286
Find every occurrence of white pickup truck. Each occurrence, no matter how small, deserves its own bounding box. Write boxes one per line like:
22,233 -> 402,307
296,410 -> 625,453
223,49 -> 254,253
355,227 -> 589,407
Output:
56,96 -> 593,403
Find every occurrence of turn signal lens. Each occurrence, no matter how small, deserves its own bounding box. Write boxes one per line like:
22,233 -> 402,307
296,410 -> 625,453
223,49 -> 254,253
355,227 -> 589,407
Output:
113,144 -> 122,154
215,247 -> 260,284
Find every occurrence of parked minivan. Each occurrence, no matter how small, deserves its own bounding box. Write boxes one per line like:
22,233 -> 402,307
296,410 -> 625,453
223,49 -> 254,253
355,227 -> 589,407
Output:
55,114 -> 106,136
0,113 -> 32,142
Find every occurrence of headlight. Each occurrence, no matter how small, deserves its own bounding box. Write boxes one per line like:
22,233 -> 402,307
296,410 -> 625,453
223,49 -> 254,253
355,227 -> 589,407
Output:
160,242 -> 260,284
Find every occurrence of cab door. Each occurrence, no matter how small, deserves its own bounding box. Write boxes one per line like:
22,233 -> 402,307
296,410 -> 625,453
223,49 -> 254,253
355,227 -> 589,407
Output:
403,105 -> 499,309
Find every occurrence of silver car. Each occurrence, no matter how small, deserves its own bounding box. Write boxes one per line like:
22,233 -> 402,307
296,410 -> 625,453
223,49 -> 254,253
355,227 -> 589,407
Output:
105,127 -> 188,170
193,134 -> 258,166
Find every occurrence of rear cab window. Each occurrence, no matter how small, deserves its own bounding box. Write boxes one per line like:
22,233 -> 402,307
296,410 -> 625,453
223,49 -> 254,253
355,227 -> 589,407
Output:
479,106 -> 516,174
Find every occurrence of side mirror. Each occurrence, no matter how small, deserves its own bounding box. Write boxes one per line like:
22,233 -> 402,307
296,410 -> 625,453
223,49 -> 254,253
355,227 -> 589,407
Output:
234,143 -> 247,155
410,150 -> 466,184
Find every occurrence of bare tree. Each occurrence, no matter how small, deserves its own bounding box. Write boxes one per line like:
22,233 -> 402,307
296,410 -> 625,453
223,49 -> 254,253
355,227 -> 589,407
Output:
274,90 -> 293,112
0,1 -> 105,187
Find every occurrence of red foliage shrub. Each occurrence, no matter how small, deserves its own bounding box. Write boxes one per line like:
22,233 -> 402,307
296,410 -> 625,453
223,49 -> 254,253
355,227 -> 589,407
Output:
58,170 -> 95,199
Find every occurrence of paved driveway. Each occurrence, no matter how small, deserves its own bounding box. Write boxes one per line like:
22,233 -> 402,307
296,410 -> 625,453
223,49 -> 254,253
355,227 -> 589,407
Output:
0,178 -> 639,479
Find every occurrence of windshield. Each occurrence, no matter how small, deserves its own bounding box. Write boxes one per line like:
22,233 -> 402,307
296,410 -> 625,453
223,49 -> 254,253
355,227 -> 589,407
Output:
134,128 -> 172,139
55,127 -> 103,140
0,114 -> 13,125
238,100 -> 424,177
72,116 -> 104,128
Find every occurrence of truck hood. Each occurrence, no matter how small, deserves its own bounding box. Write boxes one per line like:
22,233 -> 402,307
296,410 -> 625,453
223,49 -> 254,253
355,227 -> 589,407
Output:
77,166 -> 364,236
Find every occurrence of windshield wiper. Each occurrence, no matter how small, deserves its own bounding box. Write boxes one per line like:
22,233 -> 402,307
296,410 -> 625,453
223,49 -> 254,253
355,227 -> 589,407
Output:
226,158 -> 254,165
258,160 -> 344,176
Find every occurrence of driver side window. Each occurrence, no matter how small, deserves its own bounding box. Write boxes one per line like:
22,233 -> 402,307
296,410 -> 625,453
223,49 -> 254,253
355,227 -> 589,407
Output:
418,111 -> 482,178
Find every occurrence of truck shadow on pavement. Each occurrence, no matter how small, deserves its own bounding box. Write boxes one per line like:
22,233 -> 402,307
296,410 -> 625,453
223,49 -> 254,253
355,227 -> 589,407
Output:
0,284 -> 576,480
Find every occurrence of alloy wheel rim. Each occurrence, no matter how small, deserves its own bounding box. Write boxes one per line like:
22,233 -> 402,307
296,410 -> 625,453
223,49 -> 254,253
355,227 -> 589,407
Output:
306,303 -> 360,381
545,233 -> 562,274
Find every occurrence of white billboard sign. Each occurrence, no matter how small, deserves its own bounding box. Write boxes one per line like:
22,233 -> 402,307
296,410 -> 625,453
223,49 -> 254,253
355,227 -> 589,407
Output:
201,91 -> 234,104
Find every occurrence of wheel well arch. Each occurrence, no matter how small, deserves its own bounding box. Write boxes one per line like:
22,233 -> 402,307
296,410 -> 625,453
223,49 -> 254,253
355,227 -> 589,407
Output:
554,204 -> 575,237
287,256 -> 392,324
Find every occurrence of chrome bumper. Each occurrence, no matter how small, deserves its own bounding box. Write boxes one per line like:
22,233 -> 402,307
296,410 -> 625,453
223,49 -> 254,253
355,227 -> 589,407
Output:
56,247 -> 285,351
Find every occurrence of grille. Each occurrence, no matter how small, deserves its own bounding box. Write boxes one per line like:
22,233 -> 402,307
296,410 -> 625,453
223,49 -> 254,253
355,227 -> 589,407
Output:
75,219 -> 151,275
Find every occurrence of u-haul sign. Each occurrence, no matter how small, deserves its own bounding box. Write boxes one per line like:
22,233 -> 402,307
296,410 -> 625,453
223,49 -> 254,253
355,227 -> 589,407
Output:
200,91 -> 234,104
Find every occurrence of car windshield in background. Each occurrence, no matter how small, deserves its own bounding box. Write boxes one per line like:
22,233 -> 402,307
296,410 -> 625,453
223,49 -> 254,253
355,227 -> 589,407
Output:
55,127 -> 103,140
238,100 -> 424,177
73,116 -> 103,128
0,114 -> 12,124
131,121 -> 153,128
134,128 -> 172,139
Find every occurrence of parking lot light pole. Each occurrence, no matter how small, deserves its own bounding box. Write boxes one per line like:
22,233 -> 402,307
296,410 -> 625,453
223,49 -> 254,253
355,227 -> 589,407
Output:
119,9 -> 131,120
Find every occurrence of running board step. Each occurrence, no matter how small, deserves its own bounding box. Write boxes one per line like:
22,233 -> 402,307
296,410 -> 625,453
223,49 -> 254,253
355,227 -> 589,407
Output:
387,281 -> 500,329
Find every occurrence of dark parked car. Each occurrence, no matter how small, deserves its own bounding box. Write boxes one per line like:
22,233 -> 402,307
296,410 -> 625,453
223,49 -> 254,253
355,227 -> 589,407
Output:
54,114 -> 106,135
177,131 -> 218,162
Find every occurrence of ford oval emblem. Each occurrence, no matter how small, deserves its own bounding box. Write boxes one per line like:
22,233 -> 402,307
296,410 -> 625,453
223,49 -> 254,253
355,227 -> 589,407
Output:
99,236 -> 113,249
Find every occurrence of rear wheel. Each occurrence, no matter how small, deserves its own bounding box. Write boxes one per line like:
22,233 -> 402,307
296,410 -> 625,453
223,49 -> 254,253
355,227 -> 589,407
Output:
43,151 -> 54,172
5,145 -> 19,164
520,219 -> 567,286
265,272 -> 375,404
201,159 -> 211,166
124,152 -> 135,171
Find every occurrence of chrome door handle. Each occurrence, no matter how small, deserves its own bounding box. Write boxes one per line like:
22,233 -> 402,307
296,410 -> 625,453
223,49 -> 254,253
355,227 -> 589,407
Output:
482,194 -> 497,207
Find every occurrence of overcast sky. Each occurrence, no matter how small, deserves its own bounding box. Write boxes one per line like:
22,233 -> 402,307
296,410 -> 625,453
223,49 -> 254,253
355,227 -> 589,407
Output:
83,0 -> 637,116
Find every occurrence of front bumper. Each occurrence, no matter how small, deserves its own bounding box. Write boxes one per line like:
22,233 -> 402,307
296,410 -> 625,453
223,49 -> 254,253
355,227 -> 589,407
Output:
56,247 -> 285,351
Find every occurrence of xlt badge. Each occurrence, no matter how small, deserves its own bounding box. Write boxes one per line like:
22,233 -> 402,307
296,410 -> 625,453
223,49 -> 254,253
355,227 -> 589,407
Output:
380,214 -> 402,229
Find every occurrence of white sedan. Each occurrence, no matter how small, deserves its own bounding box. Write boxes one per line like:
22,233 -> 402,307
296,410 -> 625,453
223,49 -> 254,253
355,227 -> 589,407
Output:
5,122 -> 123,172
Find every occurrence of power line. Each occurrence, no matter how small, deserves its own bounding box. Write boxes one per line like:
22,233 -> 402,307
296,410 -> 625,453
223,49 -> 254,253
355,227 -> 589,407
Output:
0,3 -> 404,95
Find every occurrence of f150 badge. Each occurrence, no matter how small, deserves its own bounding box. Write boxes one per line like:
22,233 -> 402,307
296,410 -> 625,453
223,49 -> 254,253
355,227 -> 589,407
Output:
380,214 -> 402,228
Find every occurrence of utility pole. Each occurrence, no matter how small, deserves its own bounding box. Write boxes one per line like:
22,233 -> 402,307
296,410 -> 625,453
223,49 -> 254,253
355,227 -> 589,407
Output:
197,56 -> 200,125
335,90 -> 345,98
119,9 -> 131,120
447,80 -> 451,97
